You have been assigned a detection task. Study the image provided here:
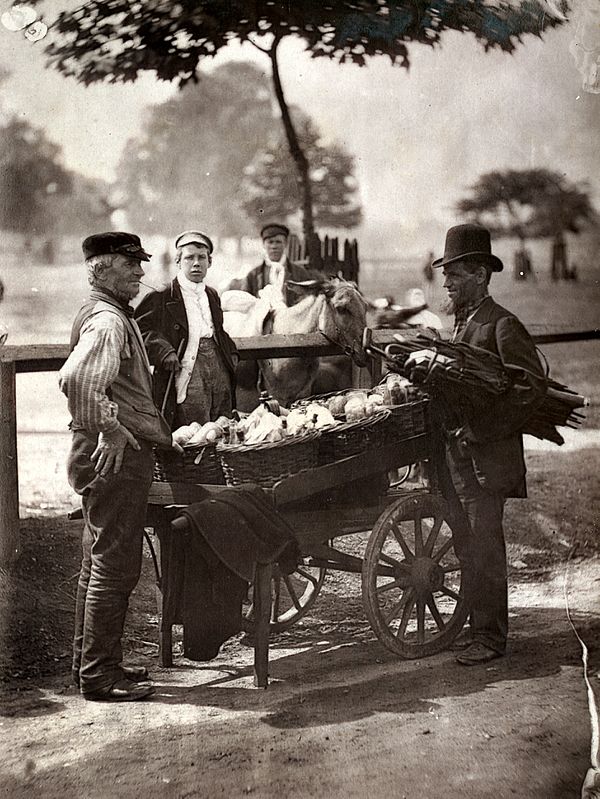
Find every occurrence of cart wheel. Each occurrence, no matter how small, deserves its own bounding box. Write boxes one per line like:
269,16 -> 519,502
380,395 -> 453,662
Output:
362,493 -> 468,658
242,559 -> 327,634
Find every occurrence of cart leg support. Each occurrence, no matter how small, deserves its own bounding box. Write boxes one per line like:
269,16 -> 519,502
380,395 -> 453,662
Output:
253,562 -> 272,688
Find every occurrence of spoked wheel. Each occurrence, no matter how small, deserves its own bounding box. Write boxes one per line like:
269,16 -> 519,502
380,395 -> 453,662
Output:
242,559 -> 327,634
362,493 -> 468,658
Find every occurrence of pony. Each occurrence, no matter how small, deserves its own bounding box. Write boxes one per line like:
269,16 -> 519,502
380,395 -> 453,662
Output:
222,276 -> 368,410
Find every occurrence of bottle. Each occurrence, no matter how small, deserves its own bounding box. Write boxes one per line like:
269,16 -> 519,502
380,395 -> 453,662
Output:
259,390 -> 281,416
228,419 -> 239,445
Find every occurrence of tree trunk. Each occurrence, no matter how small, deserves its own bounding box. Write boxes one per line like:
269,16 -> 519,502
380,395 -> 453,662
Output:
551,232 -> 567,281
269,37 -> 315,240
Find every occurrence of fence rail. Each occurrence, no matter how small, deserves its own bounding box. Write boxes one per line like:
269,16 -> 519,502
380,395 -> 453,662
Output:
1,327 -> 598,567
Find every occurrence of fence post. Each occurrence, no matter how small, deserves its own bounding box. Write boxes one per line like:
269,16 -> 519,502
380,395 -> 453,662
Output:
0,360 -> 20,566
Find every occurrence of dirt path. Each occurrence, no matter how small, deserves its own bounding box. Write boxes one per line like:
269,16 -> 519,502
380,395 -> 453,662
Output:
3,431 -> 599,797
1,548 -> 598,799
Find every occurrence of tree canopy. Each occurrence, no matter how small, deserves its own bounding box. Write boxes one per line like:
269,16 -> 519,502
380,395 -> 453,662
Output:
46,1 -> 566,238
0,118 -> 72,234
116,61 -> 273,239
46,1 -> 564,81
242,111 -> 362,230
456,168 -> 597,241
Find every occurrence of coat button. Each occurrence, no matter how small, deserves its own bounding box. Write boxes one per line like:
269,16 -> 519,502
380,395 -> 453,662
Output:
174,324 -> 180,330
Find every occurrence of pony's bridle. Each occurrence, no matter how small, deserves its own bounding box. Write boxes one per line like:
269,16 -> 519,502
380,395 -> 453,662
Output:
320,295 -> 367,366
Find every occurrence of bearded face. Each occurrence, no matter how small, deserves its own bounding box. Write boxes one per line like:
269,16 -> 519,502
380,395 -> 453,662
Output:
441,262 -> 487,315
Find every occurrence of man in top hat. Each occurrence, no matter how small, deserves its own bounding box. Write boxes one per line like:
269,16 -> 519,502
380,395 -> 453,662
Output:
59,232 -> 176,701
134,230 -> 238,429
424,224 -> 546,665
223,223 -> 312,307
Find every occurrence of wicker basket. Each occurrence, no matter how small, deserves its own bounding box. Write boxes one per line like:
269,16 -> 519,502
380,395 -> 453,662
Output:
317,408 -> 391,465
217,430 -> 321,488
383,398 -> 428,443
153,443 -> 225,484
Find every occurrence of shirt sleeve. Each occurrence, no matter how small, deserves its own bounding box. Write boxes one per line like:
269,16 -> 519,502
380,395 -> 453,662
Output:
58,311 -> 126,433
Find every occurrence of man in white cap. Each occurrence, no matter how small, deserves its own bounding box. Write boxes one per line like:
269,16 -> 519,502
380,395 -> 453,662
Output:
135,231 -> 238,428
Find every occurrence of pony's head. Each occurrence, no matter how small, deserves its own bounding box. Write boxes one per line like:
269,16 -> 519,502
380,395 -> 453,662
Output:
288,275 -> 369,367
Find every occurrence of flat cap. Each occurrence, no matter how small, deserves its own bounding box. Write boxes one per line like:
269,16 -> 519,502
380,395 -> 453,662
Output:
175,230 -> 214,254
261,223 -> 290,240
82,232 -> 151,261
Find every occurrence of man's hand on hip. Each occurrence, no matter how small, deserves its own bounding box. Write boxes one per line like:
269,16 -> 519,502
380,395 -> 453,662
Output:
91,425 -> 140,476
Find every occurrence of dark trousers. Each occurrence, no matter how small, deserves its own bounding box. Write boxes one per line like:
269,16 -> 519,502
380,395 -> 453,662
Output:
444,443 -> 508,654
67,431 -> 154,693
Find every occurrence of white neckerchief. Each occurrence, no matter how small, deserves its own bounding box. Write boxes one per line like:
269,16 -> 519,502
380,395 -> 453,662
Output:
175,273 -> 214,404
265,254 -> 288,300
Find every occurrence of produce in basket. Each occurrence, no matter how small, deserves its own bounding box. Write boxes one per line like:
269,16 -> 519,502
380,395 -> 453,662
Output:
305,402 -> 336,428
172,421 -> 201,445
187,420 -> 226,445
172,416 -> 230,447
244,411 -> 285,444
365,393 -> 385,415
327,394 -> 347,416
344,393 -> 367,421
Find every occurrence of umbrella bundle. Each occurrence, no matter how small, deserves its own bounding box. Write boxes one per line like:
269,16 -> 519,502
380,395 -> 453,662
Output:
373,331 -> 587,446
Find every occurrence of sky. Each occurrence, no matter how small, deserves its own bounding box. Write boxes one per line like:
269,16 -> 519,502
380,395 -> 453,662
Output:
1,2 -> 599,253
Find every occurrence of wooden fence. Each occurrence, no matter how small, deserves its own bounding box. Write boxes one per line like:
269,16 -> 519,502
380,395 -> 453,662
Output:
1,328 -> 598,568
288,233 -> 360,283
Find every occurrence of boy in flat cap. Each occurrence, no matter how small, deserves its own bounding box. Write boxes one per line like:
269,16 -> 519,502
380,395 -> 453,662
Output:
59,232 -> 175,701
423,224 -> 546,665
134,231 -> 238,428
223,223 -> 312,307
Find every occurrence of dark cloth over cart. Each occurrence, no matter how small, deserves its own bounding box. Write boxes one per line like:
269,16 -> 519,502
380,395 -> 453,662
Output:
164,485 -> 300,660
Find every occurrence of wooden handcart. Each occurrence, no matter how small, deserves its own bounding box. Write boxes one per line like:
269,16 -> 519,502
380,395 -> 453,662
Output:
146,416 -> 468,688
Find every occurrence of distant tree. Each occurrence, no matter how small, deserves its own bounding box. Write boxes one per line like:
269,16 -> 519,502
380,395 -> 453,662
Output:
116,61 -> 273,241
0,117 -> 72,234
44,173 -> 114,235
457,168 -> 598,278
242,112 -> 362,229
46,0 -> 564,240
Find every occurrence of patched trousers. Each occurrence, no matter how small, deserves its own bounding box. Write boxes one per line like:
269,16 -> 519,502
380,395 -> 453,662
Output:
67,430 -> 154,693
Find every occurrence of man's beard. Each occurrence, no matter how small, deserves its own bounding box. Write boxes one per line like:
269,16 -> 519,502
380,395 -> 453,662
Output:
441,291 -> 466,316
441,284 -> 476,316
441,295 -> 456,315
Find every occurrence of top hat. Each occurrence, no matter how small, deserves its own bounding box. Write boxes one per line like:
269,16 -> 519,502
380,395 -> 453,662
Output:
82,232 -> 151,261
261,223 -> 290,240
432,224 -> 503,272
174,230 -> 214,254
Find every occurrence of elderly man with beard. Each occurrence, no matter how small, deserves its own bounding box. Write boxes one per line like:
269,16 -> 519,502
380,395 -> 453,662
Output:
60,232 -> 176,701
427,224 -> 546,665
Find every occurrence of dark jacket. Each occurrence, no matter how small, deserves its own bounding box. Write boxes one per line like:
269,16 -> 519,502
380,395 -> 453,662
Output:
134,279 -> 239,428
225,259 -> 313,306
451,296 -> 546,497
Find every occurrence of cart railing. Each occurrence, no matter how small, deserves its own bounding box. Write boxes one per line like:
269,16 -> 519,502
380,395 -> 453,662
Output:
1,327 -> 598,566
